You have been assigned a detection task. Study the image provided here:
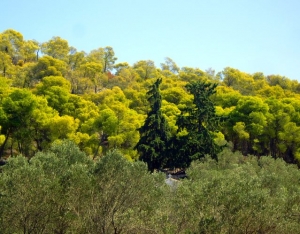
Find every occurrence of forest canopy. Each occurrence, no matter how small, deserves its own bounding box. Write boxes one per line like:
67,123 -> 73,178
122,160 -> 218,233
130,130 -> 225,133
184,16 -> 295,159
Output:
1,28 -> 300,167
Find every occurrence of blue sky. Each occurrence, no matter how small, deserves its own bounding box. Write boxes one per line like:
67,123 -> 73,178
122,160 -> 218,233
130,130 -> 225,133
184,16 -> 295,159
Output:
2,0 -> 300,80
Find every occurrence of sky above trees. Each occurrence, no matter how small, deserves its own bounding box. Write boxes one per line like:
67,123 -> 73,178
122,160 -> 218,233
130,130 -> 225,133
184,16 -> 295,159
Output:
2,0 -> 300,80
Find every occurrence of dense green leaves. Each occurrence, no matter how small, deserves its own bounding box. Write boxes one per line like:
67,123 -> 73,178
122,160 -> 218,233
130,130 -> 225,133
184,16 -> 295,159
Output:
0,141 -> 165,233
2,28 -> 300,166
0,89 -> 37,156
1,143 -> 300,233
41,36 -> 70,61
135,78 -> 171,171
174,81 -> 221,167
2,27 -> 300,234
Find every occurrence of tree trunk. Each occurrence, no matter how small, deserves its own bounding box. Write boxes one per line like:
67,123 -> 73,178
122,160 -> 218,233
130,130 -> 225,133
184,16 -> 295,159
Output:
0,130 -> 10,158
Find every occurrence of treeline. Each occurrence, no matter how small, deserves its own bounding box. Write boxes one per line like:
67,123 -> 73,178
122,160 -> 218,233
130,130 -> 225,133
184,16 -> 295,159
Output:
1,29 -> 300,165
0,140 -> 300,233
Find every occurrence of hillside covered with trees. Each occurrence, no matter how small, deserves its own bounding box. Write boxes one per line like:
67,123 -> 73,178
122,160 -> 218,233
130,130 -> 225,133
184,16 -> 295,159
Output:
1,29 -> 300,165
1,29 -> 300,233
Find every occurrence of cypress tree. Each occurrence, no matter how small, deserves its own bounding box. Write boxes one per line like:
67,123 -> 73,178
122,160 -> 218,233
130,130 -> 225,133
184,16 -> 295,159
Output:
135,78 -> 170,172
174,81 -> 221,167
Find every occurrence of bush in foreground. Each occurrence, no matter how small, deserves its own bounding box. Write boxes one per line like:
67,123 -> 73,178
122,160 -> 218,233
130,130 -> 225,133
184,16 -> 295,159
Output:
0,142 -> 300,233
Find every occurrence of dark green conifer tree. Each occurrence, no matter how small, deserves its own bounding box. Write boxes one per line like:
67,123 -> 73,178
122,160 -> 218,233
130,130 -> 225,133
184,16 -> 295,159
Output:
173,81 -> 220,167
135,78 -> 170,171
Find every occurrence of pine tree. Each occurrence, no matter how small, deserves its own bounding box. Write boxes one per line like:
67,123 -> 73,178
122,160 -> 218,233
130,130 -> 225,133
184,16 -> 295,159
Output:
135,78 -> 170,171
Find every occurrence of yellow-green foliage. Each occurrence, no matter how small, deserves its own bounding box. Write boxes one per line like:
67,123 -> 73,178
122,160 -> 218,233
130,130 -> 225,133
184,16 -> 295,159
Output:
1,28 -> 300,165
